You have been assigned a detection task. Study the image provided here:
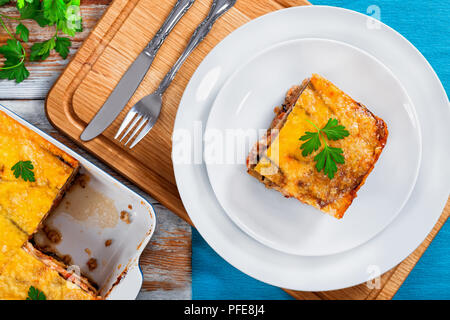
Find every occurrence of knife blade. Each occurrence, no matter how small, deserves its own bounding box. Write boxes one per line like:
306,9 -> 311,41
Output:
80,52 -> 153,141
80,0 -> 195,141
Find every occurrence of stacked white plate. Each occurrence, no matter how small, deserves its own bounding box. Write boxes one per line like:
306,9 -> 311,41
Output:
172,6 -> 449,291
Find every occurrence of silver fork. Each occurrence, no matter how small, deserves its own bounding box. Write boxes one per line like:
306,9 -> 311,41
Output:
115,0 -> 236,149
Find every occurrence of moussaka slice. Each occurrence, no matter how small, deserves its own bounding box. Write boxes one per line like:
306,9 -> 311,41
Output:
247,74 -> 388,218
0,110 -> 79,234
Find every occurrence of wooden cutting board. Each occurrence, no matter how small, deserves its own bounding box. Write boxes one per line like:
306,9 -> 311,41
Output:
46,0 -> 449,299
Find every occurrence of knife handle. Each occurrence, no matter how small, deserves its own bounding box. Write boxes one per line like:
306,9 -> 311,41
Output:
156,0 -> 236,95
143,0 -> 196,59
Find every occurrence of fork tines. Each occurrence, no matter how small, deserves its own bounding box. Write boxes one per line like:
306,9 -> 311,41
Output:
115,108 -> 154,149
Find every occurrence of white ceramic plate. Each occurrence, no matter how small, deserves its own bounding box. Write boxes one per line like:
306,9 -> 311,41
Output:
0,105 -> 156,300
205,38 -> 421,256
173,6 -> 450,291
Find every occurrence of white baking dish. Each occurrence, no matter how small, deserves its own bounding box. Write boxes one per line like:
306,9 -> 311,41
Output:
0,104 -> 156,300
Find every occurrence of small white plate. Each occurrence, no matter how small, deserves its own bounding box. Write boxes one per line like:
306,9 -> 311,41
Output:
205,38 -> 421,256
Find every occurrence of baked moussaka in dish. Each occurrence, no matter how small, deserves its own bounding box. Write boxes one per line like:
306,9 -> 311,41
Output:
247,74 -> 388,219
0,248 -> 94,300
0,214 -> 27,275
0,110 -> 98,300
0,110 -> 79,234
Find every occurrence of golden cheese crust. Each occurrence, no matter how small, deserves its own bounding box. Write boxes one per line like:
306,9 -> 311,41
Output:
23,242 -> 99,297
0,214 -> 27,274
247,74 -> 388,218
0,110 -> 78,171
0,110 -> 79,234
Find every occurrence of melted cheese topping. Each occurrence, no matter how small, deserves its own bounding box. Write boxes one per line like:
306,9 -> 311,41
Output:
0,214 -> 27,274
0,111 -> 75,190
0,135 -> 74,189
255,74 -> 387,218
0,111 -> 78,234
0,249 -> 94,300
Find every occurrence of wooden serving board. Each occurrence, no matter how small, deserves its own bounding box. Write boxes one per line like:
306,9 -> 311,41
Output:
46,0 -> 449,299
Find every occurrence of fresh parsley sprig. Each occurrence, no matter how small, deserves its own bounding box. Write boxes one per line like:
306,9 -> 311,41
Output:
299,118 -> 349,179
0,0 -> 82,83
11,160 -> 35,182
26,286 -> 46,300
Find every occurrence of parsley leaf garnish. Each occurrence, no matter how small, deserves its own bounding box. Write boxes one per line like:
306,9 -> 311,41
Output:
43,0 -> 67,24
18,0 -> 50,27
299,118 -> 349,179
314,145 -> 345,179
54,36 -> 71,59
0,39 -> 24,60
17,0 -> 34,9
0,39 -> 29,83
0,59 -> 29,82
11,160 -> 35,182
26,286 -> 46,300
16,23 -> 29,42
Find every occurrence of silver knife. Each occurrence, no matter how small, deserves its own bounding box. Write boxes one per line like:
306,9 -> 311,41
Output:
81,0 -> 196,141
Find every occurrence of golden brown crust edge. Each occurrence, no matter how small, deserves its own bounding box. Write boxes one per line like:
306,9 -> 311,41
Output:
331,114 -> 388,218
0,110 -> 79,169
23,242 -> 100,299
247,83 -> 389,219
0,109 -> 81,232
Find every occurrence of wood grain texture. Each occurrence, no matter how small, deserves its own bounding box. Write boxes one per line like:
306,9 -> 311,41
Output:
0,100 -> 191,300
138,203 -> 191,300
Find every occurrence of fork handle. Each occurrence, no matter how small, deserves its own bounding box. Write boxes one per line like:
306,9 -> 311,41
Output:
156,0 -> 236,95
143,0 -> 196,58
